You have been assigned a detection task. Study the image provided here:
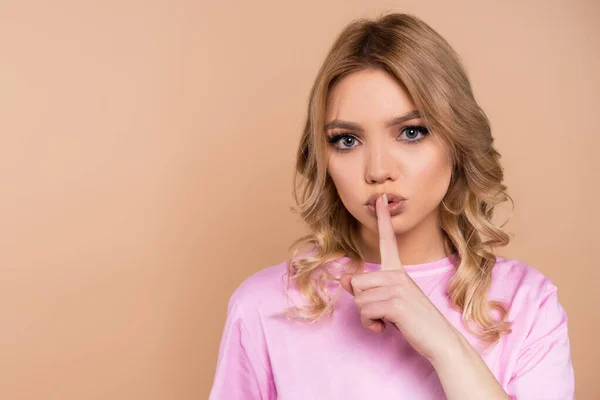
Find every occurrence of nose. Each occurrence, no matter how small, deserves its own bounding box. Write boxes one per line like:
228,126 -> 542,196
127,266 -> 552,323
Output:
364,142 -> 399,184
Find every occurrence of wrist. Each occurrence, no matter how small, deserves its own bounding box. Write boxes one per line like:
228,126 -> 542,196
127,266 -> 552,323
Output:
429,328 -> 470,369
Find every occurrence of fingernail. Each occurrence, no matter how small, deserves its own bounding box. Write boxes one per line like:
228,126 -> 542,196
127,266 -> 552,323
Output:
382,193 -> 388,204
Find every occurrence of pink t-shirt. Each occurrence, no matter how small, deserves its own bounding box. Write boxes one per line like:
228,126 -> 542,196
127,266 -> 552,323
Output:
209,254 -> 575,399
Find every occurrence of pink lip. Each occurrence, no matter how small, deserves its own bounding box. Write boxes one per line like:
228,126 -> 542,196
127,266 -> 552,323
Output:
363,192 -> 408,217
366,199 -> 407,216
364,192 -> 407,207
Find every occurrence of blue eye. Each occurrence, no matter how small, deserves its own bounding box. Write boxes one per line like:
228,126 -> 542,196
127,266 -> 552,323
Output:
402,126 -> 429,141
326,125 -> 430,153
326,134 -> 357,152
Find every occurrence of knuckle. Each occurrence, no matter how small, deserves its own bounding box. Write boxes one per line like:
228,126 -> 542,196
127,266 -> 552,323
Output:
391,297 -> 403,310
361,317 -> 371,329
392,285 -> 403,296
354,295 -> 364,308
361,302 -> 373,316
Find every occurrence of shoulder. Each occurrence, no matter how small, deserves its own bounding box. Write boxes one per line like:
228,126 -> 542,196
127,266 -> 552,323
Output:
490,255 -> 573,394
491,255 -> 557,289
489,255 -> 561,309
227,259 -> 292,313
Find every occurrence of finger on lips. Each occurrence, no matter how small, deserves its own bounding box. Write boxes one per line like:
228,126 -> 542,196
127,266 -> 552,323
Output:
377,193 -> 403,271
339,192 -> 407,333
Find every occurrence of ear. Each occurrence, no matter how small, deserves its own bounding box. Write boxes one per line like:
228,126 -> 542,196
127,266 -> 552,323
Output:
340,273 -> 355,296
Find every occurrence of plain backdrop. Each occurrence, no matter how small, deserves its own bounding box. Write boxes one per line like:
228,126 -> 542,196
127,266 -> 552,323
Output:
1,0 -> 598,399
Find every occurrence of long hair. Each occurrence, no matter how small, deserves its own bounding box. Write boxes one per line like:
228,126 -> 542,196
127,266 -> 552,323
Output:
278,12 -> 514,345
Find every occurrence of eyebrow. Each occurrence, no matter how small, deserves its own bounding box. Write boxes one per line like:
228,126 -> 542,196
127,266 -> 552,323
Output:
324,110 -> 422,132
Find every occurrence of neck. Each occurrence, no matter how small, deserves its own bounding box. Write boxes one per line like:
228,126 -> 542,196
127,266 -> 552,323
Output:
357,208 -> 450,266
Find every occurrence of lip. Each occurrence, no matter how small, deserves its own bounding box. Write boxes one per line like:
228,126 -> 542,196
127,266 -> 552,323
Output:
364,192 -> 407,207
364,192 -> 408,217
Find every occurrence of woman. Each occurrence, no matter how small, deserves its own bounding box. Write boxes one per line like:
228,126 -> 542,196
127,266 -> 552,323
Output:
209,12 -> 575,399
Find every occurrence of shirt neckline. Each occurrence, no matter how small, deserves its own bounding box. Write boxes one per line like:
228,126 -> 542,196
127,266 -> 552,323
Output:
341,252 -> 460,278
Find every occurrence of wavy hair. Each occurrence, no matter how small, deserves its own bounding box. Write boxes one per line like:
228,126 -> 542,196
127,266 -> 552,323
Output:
277,12 -> 514,345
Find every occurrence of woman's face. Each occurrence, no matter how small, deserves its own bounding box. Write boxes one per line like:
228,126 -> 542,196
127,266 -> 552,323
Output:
325,68 -> 453,249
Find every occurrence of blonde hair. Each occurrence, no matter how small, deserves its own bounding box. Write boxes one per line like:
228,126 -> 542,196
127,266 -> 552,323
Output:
278,12 -> 514,345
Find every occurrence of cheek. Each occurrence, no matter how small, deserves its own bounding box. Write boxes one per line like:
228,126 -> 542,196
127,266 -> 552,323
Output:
408,149 -> 452,198
328,158 -> 361,204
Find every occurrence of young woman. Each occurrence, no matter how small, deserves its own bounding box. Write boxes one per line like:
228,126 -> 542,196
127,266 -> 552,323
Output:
209,12 -> 575,400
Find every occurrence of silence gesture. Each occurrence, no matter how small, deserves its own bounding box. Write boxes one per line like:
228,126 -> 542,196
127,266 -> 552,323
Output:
340,193 -> 461,362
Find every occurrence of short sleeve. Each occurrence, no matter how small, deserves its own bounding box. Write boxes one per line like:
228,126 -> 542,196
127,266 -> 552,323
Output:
208,299 -> 276,400
507,284 -> 575,399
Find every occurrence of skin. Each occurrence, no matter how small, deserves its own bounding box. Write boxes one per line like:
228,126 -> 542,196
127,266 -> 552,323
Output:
325,67 -> 453,266
326,68 -> 509,399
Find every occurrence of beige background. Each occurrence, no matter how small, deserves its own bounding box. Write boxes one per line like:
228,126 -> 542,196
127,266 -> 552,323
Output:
1,0 -> 598,399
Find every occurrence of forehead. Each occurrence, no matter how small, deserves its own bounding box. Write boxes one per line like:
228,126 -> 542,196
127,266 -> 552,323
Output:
325,68 -> 416,123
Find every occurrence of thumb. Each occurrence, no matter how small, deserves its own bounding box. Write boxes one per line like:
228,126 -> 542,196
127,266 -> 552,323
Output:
340,273 -> 354,296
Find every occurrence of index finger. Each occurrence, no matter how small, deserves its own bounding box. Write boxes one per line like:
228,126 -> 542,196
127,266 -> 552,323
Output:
376,193 -> 403,271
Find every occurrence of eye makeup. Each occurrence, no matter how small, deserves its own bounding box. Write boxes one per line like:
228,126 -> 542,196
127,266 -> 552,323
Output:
326,125 -> 430,153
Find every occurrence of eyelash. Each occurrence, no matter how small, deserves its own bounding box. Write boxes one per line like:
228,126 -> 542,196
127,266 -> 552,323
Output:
326,125 -> 430,153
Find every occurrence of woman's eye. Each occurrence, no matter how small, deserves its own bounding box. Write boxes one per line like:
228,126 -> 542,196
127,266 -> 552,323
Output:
327,133 -> 358,152
327,125 -> 429,153
339,136 -> 356,148
403,127 -> 420,139
401,125 -> 429,142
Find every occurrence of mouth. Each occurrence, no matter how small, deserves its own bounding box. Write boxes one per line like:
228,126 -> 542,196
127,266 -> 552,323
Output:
364,192 -> 408,216
364,192 -> 407,207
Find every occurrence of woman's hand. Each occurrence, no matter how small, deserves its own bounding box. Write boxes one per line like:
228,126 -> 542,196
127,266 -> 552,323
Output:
340,193 -> 461,363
